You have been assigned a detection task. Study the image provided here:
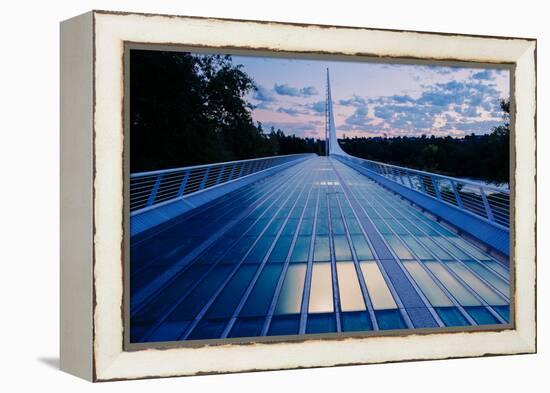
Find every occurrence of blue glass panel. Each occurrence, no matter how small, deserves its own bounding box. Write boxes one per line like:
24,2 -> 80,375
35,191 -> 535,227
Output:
228,317 -> 265,338
492,305 -> 510,322
299,219 -> 313,235
290,236 -> 310,263
267,314 -> 300,336
187,319 -> 228,340
206,265 -> 259,318
282,219 -> 299,236
306,313 -> 336,334
351,234 -> 374,260
331,218 -> 346,235
169,265 -> 233,320
435,307 -> 470,327
375,309 -> 407,330
334,235 -> 352,261
133,266 -> 208,323
130,322 -> 151,343
385,235 -> 414,260
462,260 -> 509,295
244,236 -> 274,263
341,311 -> 373,332
316,216 -> 329,235
221,236 -> 256,264
346,218 -> 363,234
149,321 -> 190,342
464,306 -> 500,325
372,218 -> 392,234
240,264 -> 284,317
268,236 -> 293,263
264,219 -> 284,236
313,236 -> 330,262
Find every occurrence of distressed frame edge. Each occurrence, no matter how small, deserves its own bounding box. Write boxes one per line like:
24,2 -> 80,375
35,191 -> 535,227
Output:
87,11 -> 536,382
59,11 -> 95,381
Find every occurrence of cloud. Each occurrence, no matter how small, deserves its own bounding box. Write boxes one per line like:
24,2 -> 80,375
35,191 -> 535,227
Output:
253,85 -> 276,102
339,95 -> 367,107
276,106 -> 309,117
307,101 -> 326,114
472,69 -> 495,80
345,106 -> 370,125
274,83 -> 319,97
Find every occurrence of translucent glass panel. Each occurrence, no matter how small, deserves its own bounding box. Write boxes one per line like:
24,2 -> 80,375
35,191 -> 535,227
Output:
268,314 -> 300,336
444,261 -> 507,305
290,236 -> 310,263
462,260 -> 509,295
402,260 -> 453,307
275,264 -> 307,315
385,235 -> 414,260
308,263 -> 334,313
336,262 -> 366,311
240,264 -> 284,317
333,236 -> 352,261
351,235 -> 374,259
341,311 -> 373,332
424,261 -> 481,306
268,236 -> 293,263
206,265 -> 259,318
435,307 -> 469,327
359,261 -> 397,310
313,236 -> 330,262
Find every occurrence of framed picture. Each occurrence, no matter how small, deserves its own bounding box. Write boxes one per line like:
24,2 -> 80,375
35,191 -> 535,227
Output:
60,10 -> 536,381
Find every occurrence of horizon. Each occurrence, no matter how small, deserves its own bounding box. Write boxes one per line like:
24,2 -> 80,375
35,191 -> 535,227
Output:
231,54 -> 510,140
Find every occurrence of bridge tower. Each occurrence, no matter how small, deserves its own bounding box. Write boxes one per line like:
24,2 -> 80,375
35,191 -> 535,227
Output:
325,68 -> 347,156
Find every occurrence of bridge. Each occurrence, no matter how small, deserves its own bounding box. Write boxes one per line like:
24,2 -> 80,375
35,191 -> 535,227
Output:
129,70 -> 510,343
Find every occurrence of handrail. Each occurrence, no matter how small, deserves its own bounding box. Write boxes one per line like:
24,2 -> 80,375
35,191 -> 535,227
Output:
130,154 -> 315,213
334,153 -> 510,229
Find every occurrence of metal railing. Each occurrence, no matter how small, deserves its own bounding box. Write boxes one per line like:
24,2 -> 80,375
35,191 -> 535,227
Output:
130,154 -> 314,213
334,154 -> 510,229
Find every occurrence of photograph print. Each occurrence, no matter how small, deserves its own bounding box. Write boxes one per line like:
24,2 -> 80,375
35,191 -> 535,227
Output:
127,47 -> 512,345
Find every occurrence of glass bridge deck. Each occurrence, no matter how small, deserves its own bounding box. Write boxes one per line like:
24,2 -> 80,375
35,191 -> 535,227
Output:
130,156 -> 510,343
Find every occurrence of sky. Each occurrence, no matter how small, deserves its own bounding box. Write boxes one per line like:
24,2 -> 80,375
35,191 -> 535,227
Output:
230,54 -> 510,140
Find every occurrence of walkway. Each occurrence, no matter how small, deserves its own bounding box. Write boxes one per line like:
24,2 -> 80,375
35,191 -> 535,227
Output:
130,156 -> 510,343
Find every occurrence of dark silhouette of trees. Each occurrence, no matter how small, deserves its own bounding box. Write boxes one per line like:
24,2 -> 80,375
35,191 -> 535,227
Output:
130,50 -> 322,172
339,98 -> 510,184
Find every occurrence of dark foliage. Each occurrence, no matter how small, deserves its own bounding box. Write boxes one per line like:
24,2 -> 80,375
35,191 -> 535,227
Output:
130,50 -> 323,172
339,99 -> 510,184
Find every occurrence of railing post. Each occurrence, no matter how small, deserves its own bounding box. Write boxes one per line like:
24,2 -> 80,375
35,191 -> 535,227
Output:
215,164 -> 225,185
146,174 -> 163,207
406,171 -> 414,189
432,176 -> 442,200
176,170 -> 190,197
480,187 -> 495,222
228,162 -> 237,181
450,180 -> 464,209
199,167 -> 211,191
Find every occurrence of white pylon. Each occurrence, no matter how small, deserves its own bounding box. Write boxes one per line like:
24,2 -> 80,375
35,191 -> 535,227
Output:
326,68 -> 347,156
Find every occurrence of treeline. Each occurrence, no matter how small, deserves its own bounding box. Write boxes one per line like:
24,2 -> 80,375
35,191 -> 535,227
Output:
130,50 -> 322,172
340,129 -> 509,184
340,99 -> 510,184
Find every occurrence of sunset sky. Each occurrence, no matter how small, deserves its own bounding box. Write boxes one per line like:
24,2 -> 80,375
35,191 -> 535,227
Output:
231,54 -> 510,140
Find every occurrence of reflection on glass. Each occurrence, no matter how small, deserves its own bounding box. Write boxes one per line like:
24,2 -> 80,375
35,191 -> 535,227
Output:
462,260 -> 509,295
418,236 -> 453,260
424,261 -> 481,306
275,264 -> 307,315
308,263 -> 334,313
290,236 -> 310,263
359,261 -> 397,310
385,234 -> 414,260
401,235 -> 433,260
268,236 -> 293,263
402,260 -> 453,307
336,262 -> 366,311
334,235 -> 352,261
313,236 -> 330,262
445,261 -> 507,305
240,264 -> 284,317
351,234 -> 374,260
